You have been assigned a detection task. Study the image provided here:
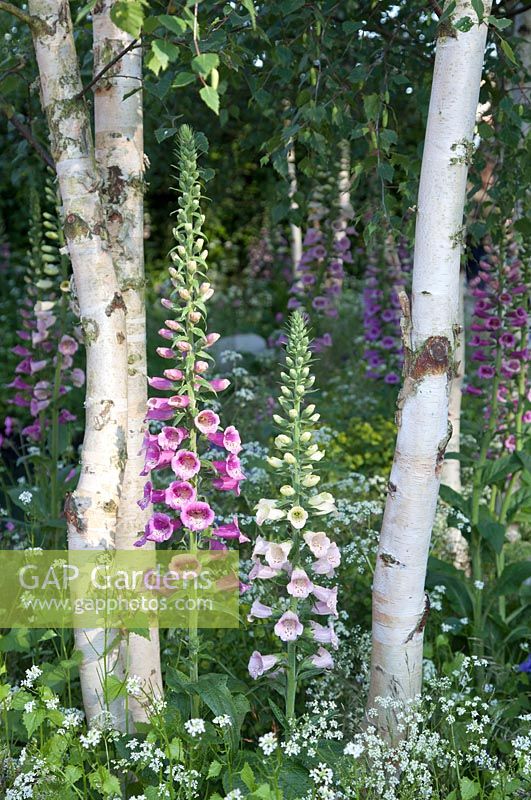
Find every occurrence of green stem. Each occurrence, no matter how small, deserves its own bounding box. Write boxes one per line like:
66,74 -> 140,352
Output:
286,642 -> 297,721
49,351 -> 63,525
470,347 -> 503,658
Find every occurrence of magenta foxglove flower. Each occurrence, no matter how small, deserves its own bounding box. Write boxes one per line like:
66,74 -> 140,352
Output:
210,378 -> 230,392
138,481 -> 165,510
171,450 -> 201,480
144,512 -> 174,543
165,481 -> 196,510
212,516 -> 249,543
248,650 -> 279,679
158,426 -> 187,450
180,501 -> 215,532
149,376 -> 174,390
274,610 -> 303,642
208,424 -> 242,454
163,368 -> 184,381
194,409 -> 220,434
58,335 -> 78,356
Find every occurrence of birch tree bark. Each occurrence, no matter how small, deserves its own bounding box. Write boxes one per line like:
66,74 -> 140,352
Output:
93,0 -> 162,723
28,0 -> 129,724
441,269 -> 469,571
365,0 -> 492,742
286,141 -> 302,274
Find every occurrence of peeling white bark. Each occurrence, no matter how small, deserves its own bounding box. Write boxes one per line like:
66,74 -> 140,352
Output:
28,0 -> 128,725
441,269 -> 469,571
366,0 -> 492,742
93,0 -> 162,724
286,141 -> 302,273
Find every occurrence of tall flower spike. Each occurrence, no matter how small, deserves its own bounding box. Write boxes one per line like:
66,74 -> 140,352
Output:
362,237 -> 411,384
3,179 -> 84,482
137,125 -> 246,551
465,235 -> 529,453
285,163 -> 354,353
247,310 -> 339,722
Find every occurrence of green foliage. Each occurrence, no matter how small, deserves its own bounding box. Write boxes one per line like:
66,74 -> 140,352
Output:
326,416 -> 396,478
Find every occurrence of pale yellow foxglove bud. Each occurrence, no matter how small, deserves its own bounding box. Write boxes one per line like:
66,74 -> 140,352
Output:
302,474 -> 320,487
280,485 -> 295,497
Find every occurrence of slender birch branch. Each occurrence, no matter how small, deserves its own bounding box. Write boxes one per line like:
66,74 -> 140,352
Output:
0,101 -> 55,168
0,1 -> 33,26
75,37 -> 139,100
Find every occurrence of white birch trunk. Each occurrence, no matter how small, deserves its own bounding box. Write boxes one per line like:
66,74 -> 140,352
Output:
334,139 -> 352,288
286,141 -> 302,273
93,0 -> 162,724
441,269 -> 470,571
365,0 -> 492,742
28,0 -> 129,724
336,139 -> 352,230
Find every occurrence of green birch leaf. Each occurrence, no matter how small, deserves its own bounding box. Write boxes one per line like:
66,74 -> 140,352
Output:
157,13 -> 187,35
500,38 -> 518,65
192,53 -> 220,77
200,86 -> 220,115
110,0 -> 147,37
240,0 -> 256,28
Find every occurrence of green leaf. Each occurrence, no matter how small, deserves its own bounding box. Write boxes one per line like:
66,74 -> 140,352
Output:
155,126 -> 179,143
500,38 -> 518,66
460,777 -> 480,800
194,673 -> 250,751
199,86 -> 220,115
493,561 -> 531,596
363,93 -> 380,122
157,13 -> 187,35
172,72 -> 196,88
487,15 -> 512,30
476,508 -> 505,553
103,674 -> 125,704
377,162 -> 394,182
89,767 -> 121,798
439,0 -> 456,22
146,40 -> 179,76
110,0 -> 147,37
427,557 -> 474,617
343,21 -> 364,34
191,53 -> 220,77
241,0 -> 256,29
207,760 -> 223,779
471,0 -> 484,21
241,762 -> 256,791
439,485 -> 469,516
65,766 -> 83,785
454,16 -> 474,31
23,708 -> 47,737
481,453 -> 520,486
